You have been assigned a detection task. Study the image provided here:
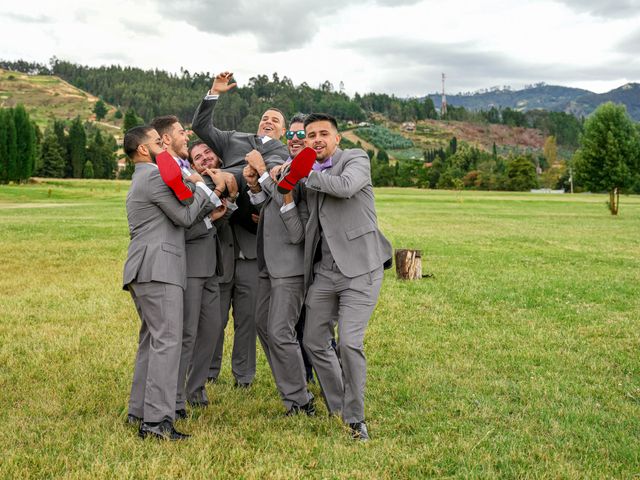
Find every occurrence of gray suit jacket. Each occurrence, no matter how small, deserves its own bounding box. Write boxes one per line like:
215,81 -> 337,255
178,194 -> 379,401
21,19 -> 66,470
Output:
191,97 -> 289,172
185,218 -> 223,278
123,162 -> 213,290
214,220 -> 235,284
256,175 -> 308,278
304,148 -> 392,287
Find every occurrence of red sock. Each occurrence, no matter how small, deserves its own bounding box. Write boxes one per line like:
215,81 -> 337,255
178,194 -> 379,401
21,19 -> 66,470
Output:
156,151 -> 194,202
277,147 -> 317,194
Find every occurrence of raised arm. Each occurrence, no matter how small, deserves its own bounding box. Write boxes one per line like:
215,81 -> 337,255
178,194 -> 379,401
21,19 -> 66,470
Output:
191,72 -> 238,156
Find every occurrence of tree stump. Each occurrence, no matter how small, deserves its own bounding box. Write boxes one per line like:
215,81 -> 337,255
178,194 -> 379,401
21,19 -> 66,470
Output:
395,249 -> 422,280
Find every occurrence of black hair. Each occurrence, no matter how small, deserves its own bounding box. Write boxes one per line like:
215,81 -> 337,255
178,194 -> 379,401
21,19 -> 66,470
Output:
303,112 -> 338,131
123,125 -> 155,159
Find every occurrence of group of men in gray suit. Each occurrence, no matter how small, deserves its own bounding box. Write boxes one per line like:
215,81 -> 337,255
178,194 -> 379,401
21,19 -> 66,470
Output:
121,70 -> 392,441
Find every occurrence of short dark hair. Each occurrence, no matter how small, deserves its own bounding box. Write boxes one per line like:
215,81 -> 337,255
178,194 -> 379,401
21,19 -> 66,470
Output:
188,140 -> 205,162
262,107 -> 287,126
304,113 -> 338,131
123,125 -> 155,159
289,113 -> 307,127
150,115 -> 180,137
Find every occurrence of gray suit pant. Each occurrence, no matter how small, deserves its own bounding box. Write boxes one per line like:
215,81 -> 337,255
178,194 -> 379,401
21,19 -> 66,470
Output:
127,281 -> 183,423
176,275 -> 221,409
255,272 -> 312,409
209,258 -> 258,384
303,264 -> 383,424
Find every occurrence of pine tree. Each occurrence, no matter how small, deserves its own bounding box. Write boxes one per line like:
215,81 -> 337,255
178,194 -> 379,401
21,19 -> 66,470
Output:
68,116 -> 87,178
83,159 -> 94,178
123,108 -> 143,132
53,119 -> 72,178
5,109 -> 19,182
87,130 -> 105,178
0,110 -> 8,183
93,99 -> 107,120
32,121 -> 43,175
13,105 -> 36,182
40,132 -> 66,178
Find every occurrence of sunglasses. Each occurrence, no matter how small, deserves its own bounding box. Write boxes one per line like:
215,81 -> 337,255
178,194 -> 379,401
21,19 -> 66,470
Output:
285,130 -> 306,140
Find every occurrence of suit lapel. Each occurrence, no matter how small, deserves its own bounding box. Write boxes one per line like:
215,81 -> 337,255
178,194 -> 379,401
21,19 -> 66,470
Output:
318,149 -> 343,210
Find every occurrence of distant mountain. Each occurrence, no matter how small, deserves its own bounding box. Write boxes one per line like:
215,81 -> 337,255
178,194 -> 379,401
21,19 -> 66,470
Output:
566,83 -> 640,121
427,83 -> 640,121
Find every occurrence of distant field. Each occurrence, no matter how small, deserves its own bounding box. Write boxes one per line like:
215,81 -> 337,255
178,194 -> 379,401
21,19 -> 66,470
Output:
1,180 -> 639,478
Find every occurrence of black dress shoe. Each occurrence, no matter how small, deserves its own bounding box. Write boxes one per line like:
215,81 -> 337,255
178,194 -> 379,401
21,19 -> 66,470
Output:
126,414 -> 142,426
234,380 -> 251,388
188,400 -> 209,409
349,421 -> 370,441
139,419 -> 190,441
285,398 -> 316,417
207,376 -> 218,384
175,409 -> 187,420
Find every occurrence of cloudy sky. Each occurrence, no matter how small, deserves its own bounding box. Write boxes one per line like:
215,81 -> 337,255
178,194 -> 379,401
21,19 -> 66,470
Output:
1,0 -> 639,97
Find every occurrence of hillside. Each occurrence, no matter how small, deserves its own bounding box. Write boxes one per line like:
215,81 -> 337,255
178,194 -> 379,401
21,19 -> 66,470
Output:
427,83 -> 640,120
353,118 -> 546,162
0,68 -> 122,134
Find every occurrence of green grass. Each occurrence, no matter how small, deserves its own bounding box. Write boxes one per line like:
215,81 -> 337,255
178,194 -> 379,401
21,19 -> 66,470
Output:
1,180 -> 639,478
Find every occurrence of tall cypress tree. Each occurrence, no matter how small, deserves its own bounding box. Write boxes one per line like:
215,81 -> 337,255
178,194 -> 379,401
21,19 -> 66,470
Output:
52,120 -> 72,177
0,110 -> 8,183
40,131 -> 66,178
5,109 -> 18,182
86,130 -> 105,179
13,105 -> 36,182
68,116 -> 87,178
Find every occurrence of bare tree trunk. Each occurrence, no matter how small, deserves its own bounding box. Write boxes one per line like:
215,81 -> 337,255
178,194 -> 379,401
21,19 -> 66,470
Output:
609,188 -> 619,215
395,249 -> 422,280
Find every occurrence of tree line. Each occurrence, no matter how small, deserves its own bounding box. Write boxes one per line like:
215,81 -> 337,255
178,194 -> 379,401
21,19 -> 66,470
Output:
1,58 -> 578,148
0,105 -> 119,183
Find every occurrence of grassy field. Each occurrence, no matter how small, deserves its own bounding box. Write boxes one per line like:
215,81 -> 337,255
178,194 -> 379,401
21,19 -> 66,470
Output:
1,180 -> 639,479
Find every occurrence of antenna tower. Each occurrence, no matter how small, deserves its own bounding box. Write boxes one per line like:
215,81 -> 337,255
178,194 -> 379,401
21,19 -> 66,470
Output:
441,73 -> 448,117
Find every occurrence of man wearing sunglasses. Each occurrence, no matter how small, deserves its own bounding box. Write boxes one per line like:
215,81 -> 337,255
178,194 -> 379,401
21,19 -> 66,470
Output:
192,71 -> 288,388
242,114 -> 315,415
301,113 -> 392,441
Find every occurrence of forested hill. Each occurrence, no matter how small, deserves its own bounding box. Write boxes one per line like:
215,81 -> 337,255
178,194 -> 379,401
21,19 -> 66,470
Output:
0,58 -> 596,148
427,83 -> 640,121
0,58 -> 436,131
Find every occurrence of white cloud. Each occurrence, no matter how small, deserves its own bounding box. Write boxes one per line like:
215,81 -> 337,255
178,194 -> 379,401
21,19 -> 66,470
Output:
0,0 -> 638,96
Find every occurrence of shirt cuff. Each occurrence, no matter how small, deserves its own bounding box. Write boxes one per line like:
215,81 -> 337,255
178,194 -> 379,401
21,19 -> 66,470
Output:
248,189 -> 267,205
204,93 -> 219,100
226,200 -> 238,212
196,182 -> 222,207
280,202 -> 296,214
257,171 -> 270,184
